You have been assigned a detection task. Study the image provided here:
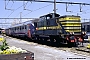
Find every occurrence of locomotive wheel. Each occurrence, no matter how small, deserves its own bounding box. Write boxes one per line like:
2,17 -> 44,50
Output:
49,36 -> 55,46
74,42 -> 78,47
53,36 -> 60,46
44,38 -> 48,45
35,35 -> 39,42
38,37 -> 42,44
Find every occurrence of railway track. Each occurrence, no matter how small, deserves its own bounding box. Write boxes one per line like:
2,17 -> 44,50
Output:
4,35 -> 90,58
76,47 -> 90,53
54,47 -> 90,57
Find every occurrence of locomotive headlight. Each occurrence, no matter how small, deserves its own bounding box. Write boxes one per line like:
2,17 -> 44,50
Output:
36,28 -> 38,30
31,54 -> 34,58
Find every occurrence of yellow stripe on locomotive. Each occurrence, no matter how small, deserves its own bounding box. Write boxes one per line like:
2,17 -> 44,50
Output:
59,17 -> 80,21
65,30 -> 81,32
58,16 -> 81,33
62,24 -> 81,26
38,26 -> 61,30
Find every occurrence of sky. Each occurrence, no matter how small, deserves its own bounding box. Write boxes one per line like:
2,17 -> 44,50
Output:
0,0 -> 90,28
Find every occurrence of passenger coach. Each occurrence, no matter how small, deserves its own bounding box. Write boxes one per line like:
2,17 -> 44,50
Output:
5,21 -> 35,38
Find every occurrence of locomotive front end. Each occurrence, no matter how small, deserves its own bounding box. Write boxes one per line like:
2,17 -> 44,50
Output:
57,15 -> 81,36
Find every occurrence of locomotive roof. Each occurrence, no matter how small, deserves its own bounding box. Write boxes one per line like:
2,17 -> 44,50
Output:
40,13 -> 60,18
7,20 -> 32,29
60,15 -> 80,18
5,19 -> 39,29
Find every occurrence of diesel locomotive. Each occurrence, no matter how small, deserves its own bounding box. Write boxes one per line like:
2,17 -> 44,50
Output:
5,13 -> 82,46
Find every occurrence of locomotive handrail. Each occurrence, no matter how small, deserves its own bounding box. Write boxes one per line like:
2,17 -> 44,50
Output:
56,19 -> 66,34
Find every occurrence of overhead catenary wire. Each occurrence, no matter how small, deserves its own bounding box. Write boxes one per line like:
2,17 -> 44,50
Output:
5,3 -> 23,27
21,0 -> 90,5
7,1 -> 33,24
4,0 -> 14,17
5,1 -> 90,20
62,3 -> 90,16
0,18 -> 38,19
2,0 -> 90,29
14,1 -> 32,17
5,0 -> 9,7
7,1 -> 90,17
22,4 -> 52,17
7,5 -> 23,17
23,1 -> 29,10
8,2 -> 34,17
75,8 -> 90,16
2,0 -> 15,28
5,0 -> 14,10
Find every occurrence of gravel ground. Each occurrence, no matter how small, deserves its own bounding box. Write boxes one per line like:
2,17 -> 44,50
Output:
4,36 -> 90,60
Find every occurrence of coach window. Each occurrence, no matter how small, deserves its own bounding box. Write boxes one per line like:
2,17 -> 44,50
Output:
21,26 -> 22,30
13,28 -> 14,31
15,27 -> 16,30
20,26 -> 21,30
18,27 -> 20,31
19,26 -> 20,30
11,28 -> 12,30
12,28 -> 14,31
16,27 -> 18,30
25,25 -> 27,29
18,27 -> 19,30
15,27 -> 17,30
15,27 -> 16,31
19,26 -> 21,30
23,25 -> 25,29
14,27 -> 15,31
22,26 -> 24,29
13,28 -> 15,31
24,25 -> 25,29
16,27 -> 17,31
21,26 -> 23,30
